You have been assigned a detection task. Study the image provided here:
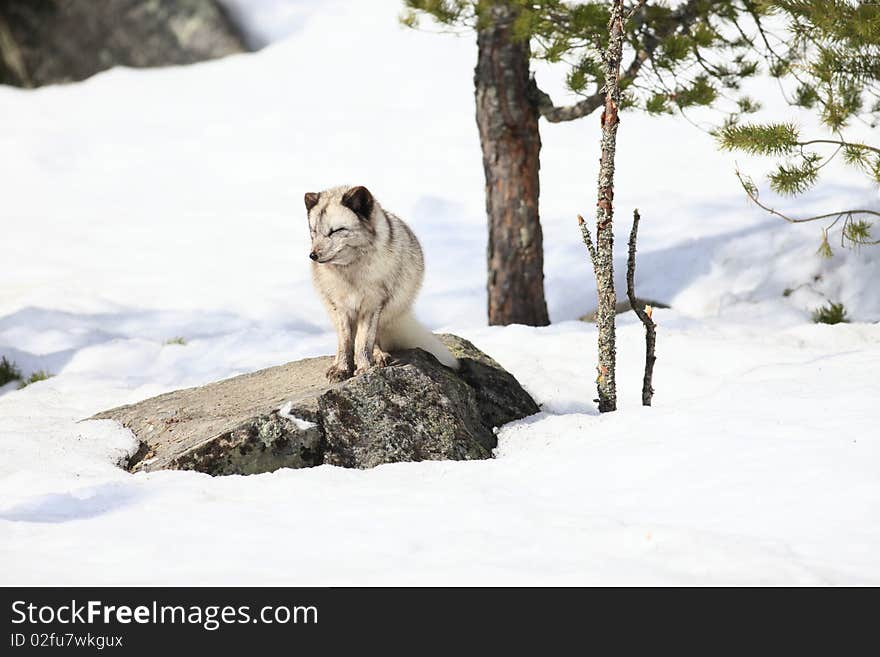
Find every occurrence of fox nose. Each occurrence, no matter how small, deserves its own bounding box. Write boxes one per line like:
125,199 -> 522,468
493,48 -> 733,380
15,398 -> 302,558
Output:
309,251 -> 319,261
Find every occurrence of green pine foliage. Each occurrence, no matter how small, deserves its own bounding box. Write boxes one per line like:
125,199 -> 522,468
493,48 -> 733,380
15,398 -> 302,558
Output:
401,1 -> 772,117
0,356 -> 56,389
811,302 -> 849,325
0,356 -> 22,387
17,369 -> 54,389
767,154 -> 822,196
403,1 -> 879,250
718,122 -> 800,156
718,0 -> 879,250
843,219 -> 874,246
817,230 -> 834,259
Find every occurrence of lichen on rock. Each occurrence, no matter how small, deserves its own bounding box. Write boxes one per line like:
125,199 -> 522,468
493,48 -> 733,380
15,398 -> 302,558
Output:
91,334 -> 540,475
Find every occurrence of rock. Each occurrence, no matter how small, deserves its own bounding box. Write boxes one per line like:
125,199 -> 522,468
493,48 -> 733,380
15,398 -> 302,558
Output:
91,334 -> 540,475
579,297 -> 670,323
0,0 -> 247,88
93,355 -> 331,476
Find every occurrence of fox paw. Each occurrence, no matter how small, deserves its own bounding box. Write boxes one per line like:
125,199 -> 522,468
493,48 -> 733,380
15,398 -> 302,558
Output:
372,348 -> 392,368
325,364 -> 353,382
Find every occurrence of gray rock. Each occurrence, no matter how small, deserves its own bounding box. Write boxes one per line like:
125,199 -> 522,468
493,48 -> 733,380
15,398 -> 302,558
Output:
0,0 -> 247,88
91,334 -> 540,475
93,354 -> 331,475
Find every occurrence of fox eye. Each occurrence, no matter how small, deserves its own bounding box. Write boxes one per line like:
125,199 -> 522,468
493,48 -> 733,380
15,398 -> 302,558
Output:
327,227 -> 346,236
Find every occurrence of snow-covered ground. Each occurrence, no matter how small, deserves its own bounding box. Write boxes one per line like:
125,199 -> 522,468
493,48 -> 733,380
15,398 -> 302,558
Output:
1,0 -> 878,585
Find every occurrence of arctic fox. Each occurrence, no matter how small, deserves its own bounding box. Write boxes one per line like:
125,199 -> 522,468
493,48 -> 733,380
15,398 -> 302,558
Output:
305,185 -> 459,381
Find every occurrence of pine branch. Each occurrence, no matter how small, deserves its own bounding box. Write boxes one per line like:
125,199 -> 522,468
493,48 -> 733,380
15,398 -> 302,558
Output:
735,169 -> 880,225
537,0 -> 703,124
537,87 -> 605,123
797,139 -> 880,156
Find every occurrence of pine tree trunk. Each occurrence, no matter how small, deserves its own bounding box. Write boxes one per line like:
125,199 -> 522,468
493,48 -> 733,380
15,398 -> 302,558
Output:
474,2 -> 550,327
593,0 -> 627,413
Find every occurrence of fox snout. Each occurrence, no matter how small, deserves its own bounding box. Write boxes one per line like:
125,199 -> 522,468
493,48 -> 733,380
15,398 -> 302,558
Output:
310,248 -> 333,264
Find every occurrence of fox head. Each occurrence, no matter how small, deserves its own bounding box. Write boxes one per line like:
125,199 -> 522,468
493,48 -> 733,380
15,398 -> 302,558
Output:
304,185 -> 375,266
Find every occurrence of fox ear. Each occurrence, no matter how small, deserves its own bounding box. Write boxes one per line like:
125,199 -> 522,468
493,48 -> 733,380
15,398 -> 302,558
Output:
304,192 -> 320,212
341,186 -> 374,221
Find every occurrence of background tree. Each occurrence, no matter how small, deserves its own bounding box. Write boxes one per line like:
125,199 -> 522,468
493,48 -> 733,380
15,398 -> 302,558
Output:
719,0 -> 880,253
403,0 -> 769,326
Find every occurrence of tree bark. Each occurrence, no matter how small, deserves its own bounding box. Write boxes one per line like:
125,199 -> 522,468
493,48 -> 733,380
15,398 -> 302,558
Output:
475,2 -> 550,327
592,0 -> 627,413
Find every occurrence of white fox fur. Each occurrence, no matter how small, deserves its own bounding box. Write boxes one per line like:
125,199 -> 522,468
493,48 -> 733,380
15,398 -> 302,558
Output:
304,185 -> 459,381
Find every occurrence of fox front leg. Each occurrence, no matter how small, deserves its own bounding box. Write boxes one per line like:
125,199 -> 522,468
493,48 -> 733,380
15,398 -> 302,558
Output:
372,342 -> 391,368
326,309 -> 355,382
353,308 -> 383,376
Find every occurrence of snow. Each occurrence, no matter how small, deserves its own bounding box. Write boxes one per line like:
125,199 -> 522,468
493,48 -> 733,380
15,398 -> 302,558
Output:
278,401 -> 317,430
217,0 -> 340,48
1,0 -> 878,585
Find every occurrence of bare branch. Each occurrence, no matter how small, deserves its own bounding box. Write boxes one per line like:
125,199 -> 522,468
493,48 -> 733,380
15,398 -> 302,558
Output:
538,89 -> 605,123
797,139 -> 880,156
625,0 -> 648,22
626,209 -> 657,407
577,214 -> 598,268
735,169 -> 880,224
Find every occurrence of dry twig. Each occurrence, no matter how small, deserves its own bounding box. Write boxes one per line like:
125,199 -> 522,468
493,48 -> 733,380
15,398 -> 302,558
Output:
626,209 -> 657,406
